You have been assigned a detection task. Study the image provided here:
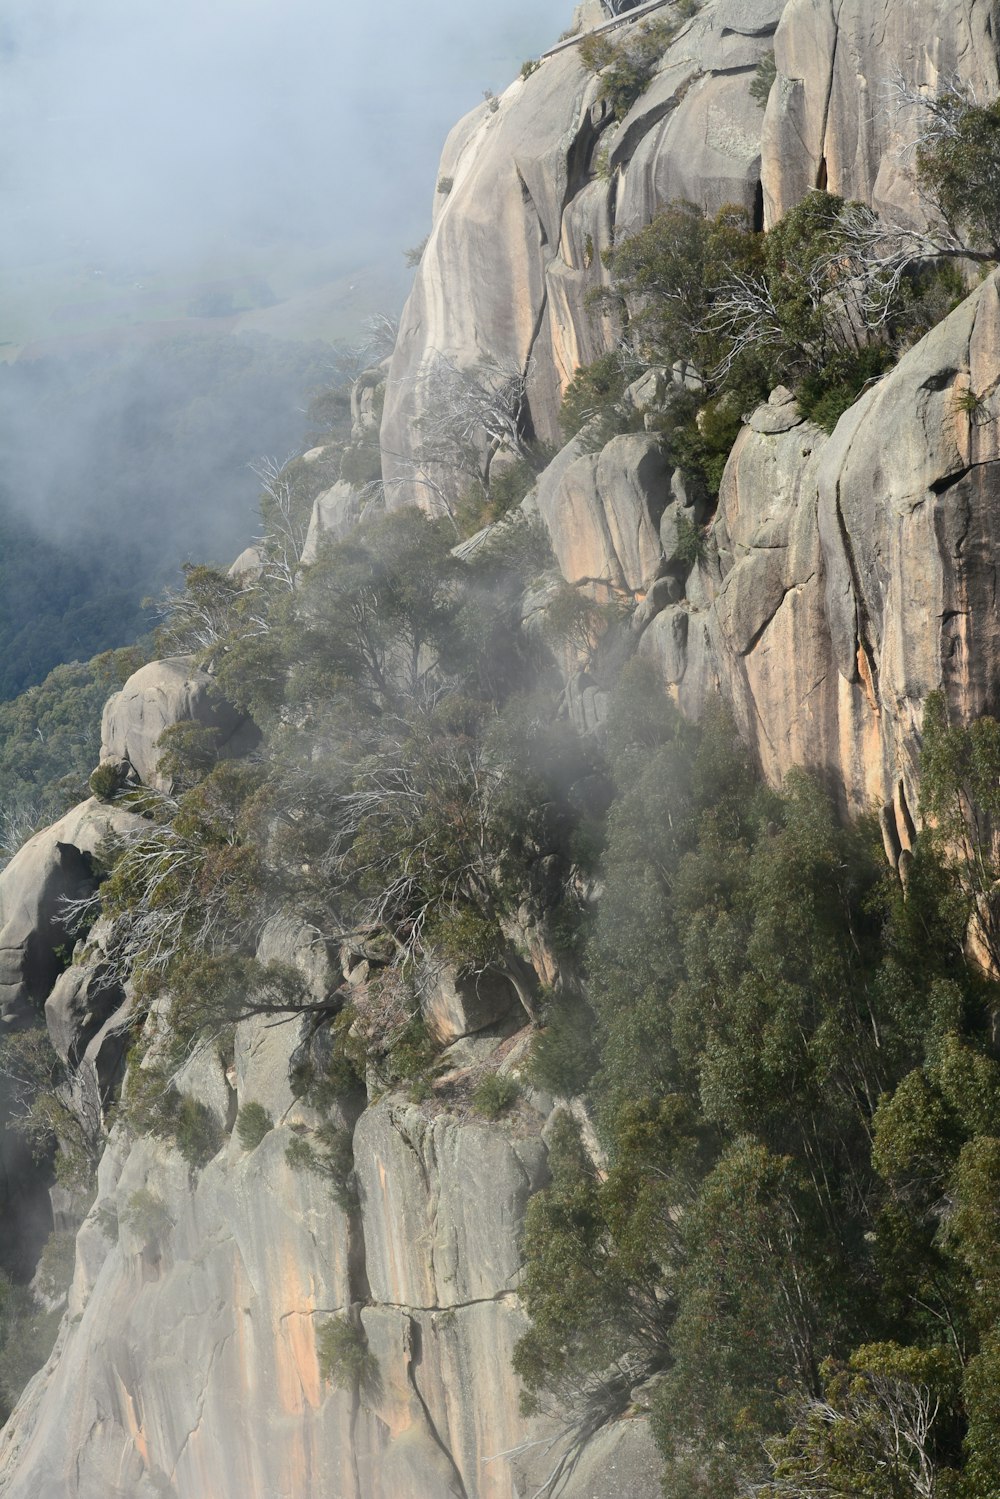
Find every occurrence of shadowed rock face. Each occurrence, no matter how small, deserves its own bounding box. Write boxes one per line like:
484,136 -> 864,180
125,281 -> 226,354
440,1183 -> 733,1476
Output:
0,800 -> 146,1026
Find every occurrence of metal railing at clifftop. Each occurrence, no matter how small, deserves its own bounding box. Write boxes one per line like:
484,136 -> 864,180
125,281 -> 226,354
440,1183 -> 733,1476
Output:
539,0 -> 674,61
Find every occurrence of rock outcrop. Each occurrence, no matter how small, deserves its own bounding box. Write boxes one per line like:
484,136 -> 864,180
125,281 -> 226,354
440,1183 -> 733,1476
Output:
0,1010 -> 623,1499
0,800 -> 144,1025
627,270 -> 1000,840
100,657 -> 259,792
381,0 -> 785,512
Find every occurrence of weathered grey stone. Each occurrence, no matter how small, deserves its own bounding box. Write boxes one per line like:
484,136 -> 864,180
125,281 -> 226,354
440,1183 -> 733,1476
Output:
100,656 -> 259,792
418,959 -> 517,1045
0,1127 -> 357,1499
536,433 -> 667,594
638,604 -> 689,685
44,956 -> 124,1070
548,1415 -> 663,1499
381,0 -> 781,515
0,800 -> 144,1024
354,1097 -> 548,1309
299,480 -> 365,565
227,544 -> 264,580
748,386 -> 803,433
566,670 -> 610,735
762,0 -> 1000,229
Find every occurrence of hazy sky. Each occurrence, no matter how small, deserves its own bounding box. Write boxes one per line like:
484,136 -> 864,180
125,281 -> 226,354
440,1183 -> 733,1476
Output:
0,0 -> 574,280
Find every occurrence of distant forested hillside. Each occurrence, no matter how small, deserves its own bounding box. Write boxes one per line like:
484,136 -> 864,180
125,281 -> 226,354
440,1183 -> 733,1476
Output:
0,330 -> 334,699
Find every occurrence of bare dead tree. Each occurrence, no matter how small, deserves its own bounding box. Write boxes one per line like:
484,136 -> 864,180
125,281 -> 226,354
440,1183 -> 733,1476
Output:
249,454 -> 308,588
415,351 -> 534,480
749,1369 -> 942,1499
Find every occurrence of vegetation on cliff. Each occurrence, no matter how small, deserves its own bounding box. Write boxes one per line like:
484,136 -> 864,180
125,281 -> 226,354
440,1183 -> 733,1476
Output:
515,666 -> 1000,1499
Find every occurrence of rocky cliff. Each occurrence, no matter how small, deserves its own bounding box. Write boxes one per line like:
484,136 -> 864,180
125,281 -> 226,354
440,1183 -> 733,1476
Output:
4,1 -> 1000,1496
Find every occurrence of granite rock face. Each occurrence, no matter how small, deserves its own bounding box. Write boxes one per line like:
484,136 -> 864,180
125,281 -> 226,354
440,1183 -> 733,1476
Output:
625,271 -> 1000,849
761,0 -> 1000,229
100,656 -> 259,792
0,1032 -> 614,1499
0,800 -> 144,1025
381,0 -> 785,514
8,3 -> 1000,1497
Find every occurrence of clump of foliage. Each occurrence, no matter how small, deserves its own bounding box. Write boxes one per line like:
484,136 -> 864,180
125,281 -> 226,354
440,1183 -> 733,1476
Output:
235,1102 -> 274,1150
594,191 -> 967,502
317,1315 -> 381,1400
528,990 -> 599,1098
118,1054 -> 223,1172
579,19 -> 676,122
671,510 -> 706,567
120,1189 -> 173,1246
87,502 -> 606,1159
285,1121 -> 357,1209
750,50 -> 776,109
559,351 -> 635,444
915,92 -> 1000,260
471,1072 -> 519,1119
0,1026 -> 105,1193
35,1230 -> 76,1302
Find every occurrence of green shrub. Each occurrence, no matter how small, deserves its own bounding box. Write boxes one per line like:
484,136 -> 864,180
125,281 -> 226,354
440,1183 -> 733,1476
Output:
520,59 -> 540,81
750,50 -> 776,108
290,1011 -> 366,1110
120,1189 -> 172,1245
339,441 -> 382,489
529,991 -> 599,1097
579,20 -> 675,121
285,1124 -> 357,1211
560,352 -> 630,441
35,1230 -> 76,1301
317,1315 -> 381,1399
88,761 -> 121,801
173,1094 -> 223,1170
404,237 -> 429,268
471,1072 -> 519,1119
437,176 -> 454,195
672,512 -> 706,567
235,1102 -> 274,1150
386,1017 -> 438,1086
796,344 -> 891,432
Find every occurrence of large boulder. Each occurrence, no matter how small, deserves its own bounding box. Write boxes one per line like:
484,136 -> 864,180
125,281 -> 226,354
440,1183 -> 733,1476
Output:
100,656 -> 259,792
299,481 -> 365,565
536,431 -> 668,594
0,800 -> 144,1025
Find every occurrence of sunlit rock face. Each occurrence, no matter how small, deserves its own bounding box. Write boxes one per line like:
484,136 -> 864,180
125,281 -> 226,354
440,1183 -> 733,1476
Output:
0,1002 -> 659,1499
380,0 -> 786,513
761,0 -> 1000,229
629,272 -> 1000,845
